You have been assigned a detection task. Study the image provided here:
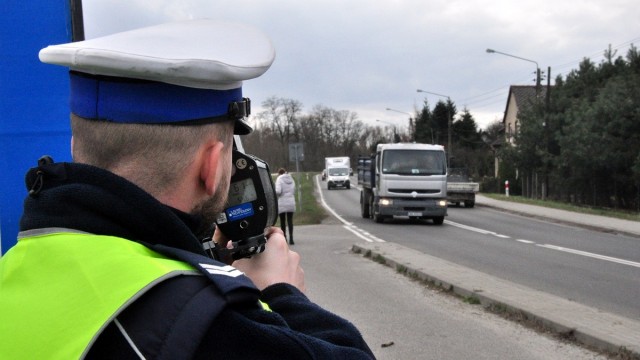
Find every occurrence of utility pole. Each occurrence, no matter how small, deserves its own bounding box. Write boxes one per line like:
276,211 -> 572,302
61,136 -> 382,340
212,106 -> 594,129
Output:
543,66 -> 551,200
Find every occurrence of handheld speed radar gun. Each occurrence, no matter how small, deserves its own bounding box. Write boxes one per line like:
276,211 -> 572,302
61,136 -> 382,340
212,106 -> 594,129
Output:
205,150 -> 278,261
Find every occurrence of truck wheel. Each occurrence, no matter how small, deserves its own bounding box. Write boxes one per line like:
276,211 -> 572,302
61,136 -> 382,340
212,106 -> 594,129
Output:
360,192 -> 370,218
464,200 -> 475,208
368,194 -> 380,222
432,216 -> 444,225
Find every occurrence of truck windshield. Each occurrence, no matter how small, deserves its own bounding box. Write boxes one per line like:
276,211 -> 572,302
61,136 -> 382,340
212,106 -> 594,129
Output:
381,150 -> 446,175
328,167 -> 349,176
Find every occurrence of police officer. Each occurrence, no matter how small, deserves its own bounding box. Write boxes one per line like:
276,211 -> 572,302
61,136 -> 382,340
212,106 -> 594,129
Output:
0,20 -> 374,359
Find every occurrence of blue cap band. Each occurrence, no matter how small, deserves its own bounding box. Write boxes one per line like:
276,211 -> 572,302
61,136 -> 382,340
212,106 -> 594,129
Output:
69,72 -> 243,124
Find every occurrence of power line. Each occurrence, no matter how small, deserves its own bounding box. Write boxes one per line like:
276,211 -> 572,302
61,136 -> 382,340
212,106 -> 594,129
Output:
552,37 -> 640,71
462,36 -> 639,118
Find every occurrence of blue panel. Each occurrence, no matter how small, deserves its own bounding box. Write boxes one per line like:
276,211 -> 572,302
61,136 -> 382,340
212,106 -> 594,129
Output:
226,203 -> 255,222
0,1 -> 74,254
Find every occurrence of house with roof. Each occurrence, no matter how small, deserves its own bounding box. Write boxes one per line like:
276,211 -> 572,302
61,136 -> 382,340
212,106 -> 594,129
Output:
492,85 -> 547,178
503,85 -> 544,145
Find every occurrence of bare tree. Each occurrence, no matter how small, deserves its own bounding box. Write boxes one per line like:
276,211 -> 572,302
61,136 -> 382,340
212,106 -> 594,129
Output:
249,97 -> 412,171
257,96 -> 303,165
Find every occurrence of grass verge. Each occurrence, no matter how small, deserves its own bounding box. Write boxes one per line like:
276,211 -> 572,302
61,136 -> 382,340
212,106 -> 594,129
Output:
273,172 -> 327,226
482,193 -> 640,222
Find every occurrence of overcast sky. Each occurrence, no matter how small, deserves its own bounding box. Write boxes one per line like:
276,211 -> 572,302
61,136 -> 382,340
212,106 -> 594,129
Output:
82,0 -> 640,131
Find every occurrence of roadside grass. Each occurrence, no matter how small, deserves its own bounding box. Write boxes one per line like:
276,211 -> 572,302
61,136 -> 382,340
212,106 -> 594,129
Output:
482,193 -> 640,222
273,172 -> 327,227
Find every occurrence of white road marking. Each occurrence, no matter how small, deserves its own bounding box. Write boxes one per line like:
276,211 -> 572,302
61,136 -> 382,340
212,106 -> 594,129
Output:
315,175 -> 385,243
342,225 -> 375,242
447,220 -> 640,269
445,220 -> 510,238
342,225 -> 385,242
320,178 -> 640,268
516,239 -> 536,244
537,244 -> 640,268
315,175 -> 352,226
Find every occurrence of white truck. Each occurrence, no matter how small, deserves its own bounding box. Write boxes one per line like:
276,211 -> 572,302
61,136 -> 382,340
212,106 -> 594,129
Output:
324,156 -> 351,190
358,143 -> 448,224
447,168 -> 479,208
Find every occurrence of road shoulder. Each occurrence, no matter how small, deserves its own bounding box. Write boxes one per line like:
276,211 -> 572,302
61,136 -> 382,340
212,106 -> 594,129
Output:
352,241 -> 640,359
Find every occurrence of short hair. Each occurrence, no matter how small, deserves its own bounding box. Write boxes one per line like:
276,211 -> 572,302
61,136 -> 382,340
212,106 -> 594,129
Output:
278,168 -> 286,175
71,114 -> 234,196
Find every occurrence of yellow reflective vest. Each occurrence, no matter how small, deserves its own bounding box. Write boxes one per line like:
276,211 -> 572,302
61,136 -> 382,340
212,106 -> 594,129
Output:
0,230 -> 199,359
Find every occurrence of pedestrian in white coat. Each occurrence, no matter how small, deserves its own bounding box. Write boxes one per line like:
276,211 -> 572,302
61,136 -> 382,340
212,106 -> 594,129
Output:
275,168 -> 296,245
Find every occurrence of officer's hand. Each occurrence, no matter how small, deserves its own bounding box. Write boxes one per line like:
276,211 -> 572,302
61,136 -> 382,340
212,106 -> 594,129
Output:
211,225 -> 234,265
232,227 -> 305,292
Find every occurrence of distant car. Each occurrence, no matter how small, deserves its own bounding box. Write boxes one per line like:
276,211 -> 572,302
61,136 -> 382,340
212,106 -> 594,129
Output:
321,170 -> 326,181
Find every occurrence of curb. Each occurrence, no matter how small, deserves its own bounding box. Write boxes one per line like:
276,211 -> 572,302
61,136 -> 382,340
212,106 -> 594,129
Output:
352,241 -> 640,359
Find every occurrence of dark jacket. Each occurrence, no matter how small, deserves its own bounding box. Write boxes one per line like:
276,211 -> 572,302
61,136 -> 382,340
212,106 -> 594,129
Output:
19,161 -> 374,359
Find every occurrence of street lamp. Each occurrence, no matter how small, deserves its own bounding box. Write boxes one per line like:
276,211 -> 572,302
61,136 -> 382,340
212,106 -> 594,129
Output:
385,108 -> 410,117
486,48 -> 540,94
376,119 -> 399,143
385,108 -> 413,140
416,89 -> 452,166
487,48 -> 552,199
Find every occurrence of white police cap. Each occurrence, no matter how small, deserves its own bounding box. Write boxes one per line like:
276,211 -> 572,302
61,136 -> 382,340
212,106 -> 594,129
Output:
38,19 -> 276,134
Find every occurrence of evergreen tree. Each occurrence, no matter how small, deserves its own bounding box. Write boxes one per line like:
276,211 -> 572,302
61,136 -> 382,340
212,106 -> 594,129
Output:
414,99 -> 434,144
507,43 -> 640,209
453,109 -> 482,150
431,100 -> 456,148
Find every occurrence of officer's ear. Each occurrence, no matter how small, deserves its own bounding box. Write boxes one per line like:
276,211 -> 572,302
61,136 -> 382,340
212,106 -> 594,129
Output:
200,140 -> 226,196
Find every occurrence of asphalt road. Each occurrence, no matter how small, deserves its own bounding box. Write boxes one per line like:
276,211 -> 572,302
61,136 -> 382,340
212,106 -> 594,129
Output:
297,223 -> 607,359
317,176 -> 640,322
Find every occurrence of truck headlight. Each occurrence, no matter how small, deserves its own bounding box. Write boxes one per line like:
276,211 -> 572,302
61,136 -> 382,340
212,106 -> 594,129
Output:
379,198 -> 393,206
437,200 -> 447,207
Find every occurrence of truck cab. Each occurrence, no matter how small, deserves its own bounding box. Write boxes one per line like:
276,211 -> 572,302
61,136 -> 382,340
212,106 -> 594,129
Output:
358,143 -> 448,224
